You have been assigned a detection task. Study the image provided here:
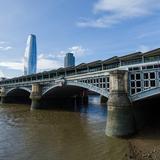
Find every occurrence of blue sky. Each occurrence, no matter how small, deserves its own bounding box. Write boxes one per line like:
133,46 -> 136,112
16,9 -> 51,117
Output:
0,0 -> 160,77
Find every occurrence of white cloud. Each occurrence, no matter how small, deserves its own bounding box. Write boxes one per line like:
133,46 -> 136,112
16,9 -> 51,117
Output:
0,41 -> 12,51
38,53 -> 45,59
36,45 -> 88,71
47,51 -> 65,59
69,46 -> 88,57
0,46 -> 12,51
0,61 -> 23,70
139,45 -> 150,53
138,45 -> 160,53
137,30 -> 160,39
37,55 -> 62,71
0,45 -> 88,74
77,0 -> 160,28
0,70 -> 4,77
43,45 -> 88,59
37,45 -> 87,71
0,41 -> 7,45
0,58 -> 62,72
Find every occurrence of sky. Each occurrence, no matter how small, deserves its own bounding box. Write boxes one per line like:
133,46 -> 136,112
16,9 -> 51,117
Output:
1,0 -> 160,77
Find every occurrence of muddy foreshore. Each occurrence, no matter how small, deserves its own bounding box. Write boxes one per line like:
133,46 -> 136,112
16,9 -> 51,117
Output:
127,126 -> 160,160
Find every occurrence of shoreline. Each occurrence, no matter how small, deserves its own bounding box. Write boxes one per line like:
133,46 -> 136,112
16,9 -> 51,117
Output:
128,126 -> 160,160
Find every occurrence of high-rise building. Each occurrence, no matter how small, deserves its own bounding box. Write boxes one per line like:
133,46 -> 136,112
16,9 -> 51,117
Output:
64,53 -> 75,68
24,34 -> 37,75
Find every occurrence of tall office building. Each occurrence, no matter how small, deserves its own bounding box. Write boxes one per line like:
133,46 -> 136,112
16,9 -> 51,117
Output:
24,34 -> 37,75
64,53 -> 75,68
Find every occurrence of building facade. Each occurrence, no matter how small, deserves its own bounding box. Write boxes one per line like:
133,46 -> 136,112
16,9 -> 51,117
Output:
24,34 -> 37,75
64,53 -> 75,68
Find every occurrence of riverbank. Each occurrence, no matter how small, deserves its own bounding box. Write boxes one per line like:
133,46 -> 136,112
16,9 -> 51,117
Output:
128,126 -> 160,160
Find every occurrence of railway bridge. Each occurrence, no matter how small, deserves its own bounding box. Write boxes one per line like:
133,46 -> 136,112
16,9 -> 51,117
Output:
1,48 -> 160,137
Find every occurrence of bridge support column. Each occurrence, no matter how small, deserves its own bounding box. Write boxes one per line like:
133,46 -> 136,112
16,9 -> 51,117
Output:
106,70 -> 135,137
0,87 -> 6,104
1,97 -> 6,104
81,96 -> 88,105
30,84 -> 42,110
81,90 -> 88,105
100,95 -> 107,104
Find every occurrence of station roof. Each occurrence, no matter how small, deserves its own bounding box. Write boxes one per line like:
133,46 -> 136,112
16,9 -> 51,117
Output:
3,48 -> 160,81
142,48 -> 160,57
76,63 -> 87,69
87,60 -> 102,67
103,56 -> 119,64
119,52 -> 142,61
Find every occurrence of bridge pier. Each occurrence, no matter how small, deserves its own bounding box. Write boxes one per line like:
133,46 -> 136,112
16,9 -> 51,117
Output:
81,95 -> 88,105
73,95 -> 88,105
1,96 -> 6,104
81,90 -> 88,105
100,95 -> 107,104
0,87 -> 6,104
30,84 -> 42,110
106,70 -> 135,137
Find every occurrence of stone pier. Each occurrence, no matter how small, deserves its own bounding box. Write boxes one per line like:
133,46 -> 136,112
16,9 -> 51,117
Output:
80,90 -> 88,105
100,95 -> 108,104
81,96 -> 88,105
106,70 -> 135,137
30,83 -> 42,110
0,87 -> 6,104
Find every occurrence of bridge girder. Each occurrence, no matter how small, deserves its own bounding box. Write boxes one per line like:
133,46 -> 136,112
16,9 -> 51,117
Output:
42,81 -> 109,98
131,87 -> 160,102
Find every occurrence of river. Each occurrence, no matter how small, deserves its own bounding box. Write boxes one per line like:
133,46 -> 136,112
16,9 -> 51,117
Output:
0,96 -> 130,160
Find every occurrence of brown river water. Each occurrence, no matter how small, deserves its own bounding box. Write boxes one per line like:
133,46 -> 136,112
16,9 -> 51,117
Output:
0,96 -> 130,160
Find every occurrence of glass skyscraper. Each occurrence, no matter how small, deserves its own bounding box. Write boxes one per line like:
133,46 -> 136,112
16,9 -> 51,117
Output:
64,53 -> 75,68
24,34 -> 37,75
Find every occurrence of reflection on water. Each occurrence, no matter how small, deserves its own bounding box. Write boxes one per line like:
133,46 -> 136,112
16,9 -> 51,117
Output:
0,96 -> 129,160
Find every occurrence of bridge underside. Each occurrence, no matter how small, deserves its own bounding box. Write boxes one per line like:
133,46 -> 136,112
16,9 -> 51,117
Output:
43,86 -> 86,98
5,89 -> 31,104
131,87 -> 160,102
3,85 -> 104,106
132,94 -> 160,130
42,85 -> 94,106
